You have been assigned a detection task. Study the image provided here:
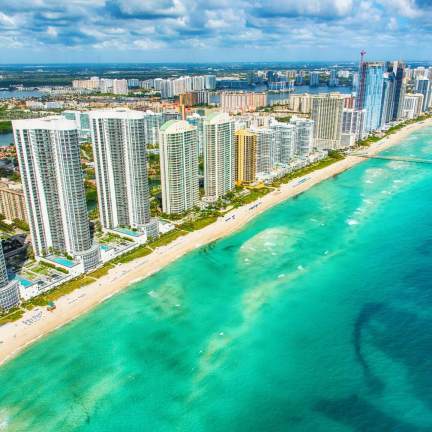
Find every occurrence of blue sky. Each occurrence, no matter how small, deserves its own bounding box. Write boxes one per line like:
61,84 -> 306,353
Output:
0,0 -> 431,63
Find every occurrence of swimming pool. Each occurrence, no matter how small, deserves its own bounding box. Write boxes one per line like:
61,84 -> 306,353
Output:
51,257 -> 76,268
15,276 -> 33,287
115,227 -> 142,237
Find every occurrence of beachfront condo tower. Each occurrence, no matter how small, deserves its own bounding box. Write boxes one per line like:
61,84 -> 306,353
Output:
311,93 -> 345,150
0,245 -> 20,310
415,78 -> 431,112
290,117 -> 315,157
203,112 -> 235,201
89,109 -> 158,238
235,130 -> 257,185
159,120 -> 199,214
271,122 -> 296,165
13,117 -> 100,271
356,61 -> 385,132
252,128 -> 276,175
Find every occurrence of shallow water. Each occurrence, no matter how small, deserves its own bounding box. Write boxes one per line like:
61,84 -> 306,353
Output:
0,127 -> 432,431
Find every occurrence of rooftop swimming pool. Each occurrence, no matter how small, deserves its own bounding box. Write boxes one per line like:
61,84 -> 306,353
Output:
15,276 -> 33,288
115,227 -> 142,238
51,257 -> 76,268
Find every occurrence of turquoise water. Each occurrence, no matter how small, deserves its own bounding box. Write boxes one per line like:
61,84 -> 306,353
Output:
51,257 -> 75,268
1,127 -> 432,431
14,276 -> 33,288
114,227 -> 142,237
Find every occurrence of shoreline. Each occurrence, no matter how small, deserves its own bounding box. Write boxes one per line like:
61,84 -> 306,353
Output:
1,118 -> 431,366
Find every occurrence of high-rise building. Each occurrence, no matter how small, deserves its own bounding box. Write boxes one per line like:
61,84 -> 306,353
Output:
309,71 -> 320,87
205,75 -> 217,90
159,120 -> 199,214
290,117 -> 314,157
402,94 -> 424,119
311,93 -> 345,150
391,61 -> 406,121
328,69 -> 339,87
13,117 -> 100,270
310,71 -> 320,87
89,109 -> 157,238
380,72 -> 396,126
341,108 -> 366,147
203,113 -> 235,201
220,92 -> 267,113
0,245 -> 19,310
235,130 -> 257,185
356,61 -> 385,131
112,79 -> 129,95
253,128 -> 276,175
271,123 -> 296,165
415,78 -> 431,112
0,179 -> 28,222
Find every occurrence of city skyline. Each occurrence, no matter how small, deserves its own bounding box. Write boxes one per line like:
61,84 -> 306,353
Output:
0,1 -> 431,63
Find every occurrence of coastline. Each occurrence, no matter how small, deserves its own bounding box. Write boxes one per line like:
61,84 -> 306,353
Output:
1,118 -> 431,366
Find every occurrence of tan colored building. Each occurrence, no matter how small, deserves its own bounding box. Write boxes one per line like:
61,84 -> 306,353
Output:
311,93 -> 345,150
0,178 -> 28,222
235,130 -> 257,185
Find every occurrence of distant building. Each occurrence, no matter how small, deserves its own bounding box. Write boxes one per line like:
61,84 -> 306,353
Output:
127,79 -> 140,88
112,79 -> 128,95
328,69 -> 339,87
89,109 -> 157,238
0,179 -> 27,222
235,130 -> 257,185
203,113 -> 235,201
356,61 -> 385,131
159,120 -> 199,214
288,93 -> 312,114
309,71 -> 320,87
311,93 -> 345,150
402,94 -> 424,119
13,117 -> 100,270
415,78 -> 431,112
0,245 -> 19,310
205,75 -> 217,90
220,92 -> 267,113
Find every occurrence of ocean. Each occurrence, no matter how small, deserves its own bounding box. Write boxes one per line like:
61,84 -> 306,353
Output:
0,127 -> 431,431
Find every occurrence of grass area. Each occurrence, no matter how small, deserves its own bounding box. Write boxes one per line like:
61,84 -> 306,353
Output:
180,215 -> 219,231
271,151 -> 345,187
232,187 -> 272,208
111,246 -> 152,264
148,230 -> 188,248
0,120 -> 12,134
23,276 -> 96,308
87,262 -> 115,278
0,308 -> 24,325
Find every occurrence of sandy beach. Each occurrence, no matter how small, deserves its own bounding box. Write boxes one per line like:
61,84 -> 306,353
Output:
1,118 -> 431,366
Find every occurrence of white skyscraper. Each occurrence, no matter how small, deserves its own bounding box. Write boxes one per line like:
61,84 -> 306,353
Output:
0,245 -> 19,310
13,117 -> 100,271
203,112 -> 235,201
271,122 -> 296,165
253,128 -> 276,175
89,109 -> 157,237
289,117 -> 315,157
159,120 -> 199,214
